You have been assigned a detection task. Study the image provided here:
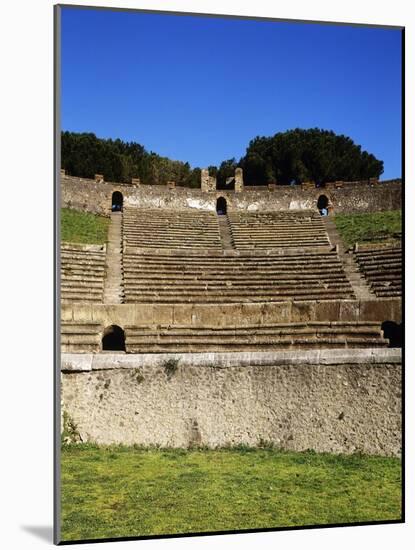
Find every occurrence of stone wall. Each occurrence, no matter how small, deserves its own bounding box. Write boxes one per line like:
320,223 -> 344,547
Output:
61,298 -> 402,329
61,349 -> 401,456
60,175 -> 402,216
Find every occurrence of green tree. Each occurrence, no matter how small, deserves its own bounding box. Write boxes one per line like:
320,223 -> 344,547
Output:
239,128 -> 383,186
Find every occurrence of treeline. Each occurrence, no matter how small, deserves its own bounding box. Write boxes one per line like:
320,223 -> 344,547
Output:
61,132 -> 201,188
61,128 -> 383,188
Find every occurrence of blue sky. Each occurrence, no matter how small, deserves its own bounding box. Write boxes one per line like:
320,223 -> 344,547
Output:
61,7 -> 402,179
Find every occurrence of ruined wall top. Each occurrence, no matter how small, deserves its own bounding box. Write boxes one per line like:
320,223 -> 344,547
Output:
60,173 -> 402,217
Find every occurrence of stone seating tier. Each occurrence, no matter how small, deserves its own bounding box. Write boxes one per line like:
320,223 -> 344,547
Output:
123,207 -> 222,250
61,245 -> 106,303
123,251 -> 355,303
124,321 -> 388,352
61,321 -> 389,353
228,210 -> 331,249
355,246 -> 402,298
61,321 -> 102,352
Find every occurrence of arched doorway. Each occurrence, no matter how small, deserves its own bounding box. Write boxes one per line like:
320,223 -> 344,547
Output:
216,197 -> 227,215
111,191 -> 123,212
102,325 -> 126,351
381,321 -> 402,348
317,195 -> 329,216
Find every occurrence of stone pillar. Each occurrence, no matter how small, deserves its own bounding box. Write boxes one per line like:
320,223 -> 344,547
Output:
95,174 -> 104,183
235,167 -> 244,192
201,169 -> 216,192
201,168 -> 209,192
131,177 -> 141,186
209,175 -> 217,191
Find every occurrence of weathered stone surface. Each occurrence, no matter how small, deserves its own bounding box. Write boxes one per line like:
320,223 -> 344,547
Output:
291,301 -> 316,322
316,300 -> 340,321
61,175 -> 402,217
339,300 -> 360,321
360,299 -> 395,322
62,299 -> 402,331
235,167 -> 244,192
61,350 -> 402,456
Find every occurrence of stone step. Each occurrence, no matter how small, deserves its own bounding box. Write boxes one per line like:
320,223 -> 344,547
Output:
123,274 -> 350,282
124,281 -> 353,290
125,338 -> 388,352
124,293 -> 354,303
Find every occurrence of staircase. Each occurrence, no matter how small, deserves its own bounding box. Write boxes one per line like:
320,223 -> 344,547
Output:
322,216 -> 375,300
103,211 -> 124,304
217,214 -> 235,250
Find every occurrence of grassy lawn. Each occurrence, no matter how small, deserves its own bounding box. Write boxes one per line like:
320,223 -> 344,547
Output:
61,208 -> 109,245
334,210 -> 402,247
60,445 -> 401,542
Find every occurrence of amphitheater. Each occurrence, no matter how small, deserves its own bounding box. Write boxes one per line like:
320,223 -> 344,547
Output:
60,170 -> 402,456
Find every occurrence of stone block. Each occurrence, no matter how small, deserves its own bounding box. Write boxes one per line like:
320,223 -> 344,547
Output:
239,303 -> 262,325
316,301 -> 341,322
72,305 -> 93,322
61,305 -> 73,321
339,301 -> 360,321
133,305 -> 154,326
359,299 -> 393,322
173,305 -> 193,325
235,167 -> 244,192
153,305 -> 174,326
192,305 -> 223,326
291,301 -> 316,322
260,302 -> 292,324
391,298 -> 402,323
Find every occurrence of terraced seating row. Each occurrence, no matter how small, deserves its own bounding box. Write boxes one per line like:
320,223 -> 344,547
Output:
123,251 -> 355,303
125,322 -> 388,352
61,244 -> 106,303
61,321 -> 389,353
123,207 -> 222,250
228,210 -> 330,250
355,246 -> 402,298
61,321 -> 102,352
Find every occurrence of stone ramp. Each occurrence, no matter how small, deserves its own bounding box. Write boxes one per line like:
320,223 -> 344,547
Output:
322,216 -> 376,300
354,246 -> 402,298
103,211 -> 124,304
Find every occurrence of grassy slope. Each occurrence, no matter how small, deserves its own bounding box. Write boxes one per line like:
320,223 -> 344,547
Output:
334,210 -> 402,247
61,445 -> 401,541
61,208 -> 109,245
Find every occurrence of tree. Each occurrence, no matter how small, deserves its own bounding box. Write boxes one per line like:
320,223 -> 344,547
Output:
239,128 -> 383,186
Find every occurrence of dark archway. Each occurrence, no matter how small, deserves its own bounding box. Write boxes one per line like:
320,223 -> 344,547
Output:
102,325 -> 126,351
381,321 -> 402,348
111,191 -> 123,212
216,197 -> 227,215
317,194 -> 329,215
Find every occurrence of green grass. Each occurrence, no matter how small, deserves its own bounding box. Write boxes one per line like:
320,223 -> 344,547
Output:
61,208 -> 109,245
334,210 -> 402,247
60,445 -> 401,542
